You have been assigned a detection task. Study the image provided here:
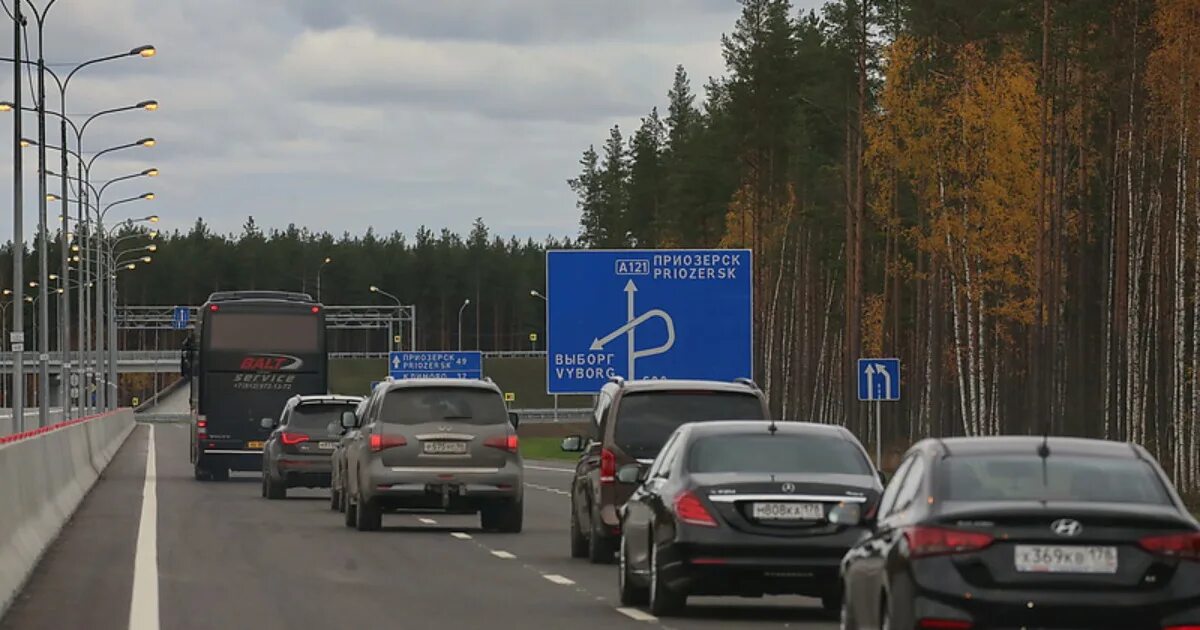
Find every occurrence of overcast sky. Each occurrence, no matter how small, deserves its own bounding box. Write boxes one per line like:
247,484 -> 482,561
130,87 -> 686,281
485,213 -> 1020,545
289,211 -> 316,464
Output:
0,0 -> 822,242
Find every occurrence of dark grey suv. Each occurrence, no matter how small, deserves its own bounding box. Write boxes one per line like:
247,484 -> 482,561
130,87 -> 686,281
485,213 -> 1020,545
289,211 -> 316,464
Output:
261,394 -> 362,500
340,378 -> 523,532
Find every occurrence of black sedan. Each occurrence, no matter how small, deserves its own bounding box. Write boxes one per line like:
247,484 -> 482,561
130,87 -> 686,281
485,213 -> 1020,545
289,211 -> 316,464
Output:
839,436 -> 1200,630
617,420 -> 884,616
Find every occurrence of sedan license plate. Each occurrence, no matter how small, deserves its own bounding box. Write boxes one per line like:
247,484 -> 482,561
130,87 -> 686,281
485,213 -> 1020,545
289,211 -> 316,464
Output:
423,441 -> 468,455
1014,545 -> 1118,574
751,502 -> 824,521
318,441 -> 337,450
247,441 -> 264,450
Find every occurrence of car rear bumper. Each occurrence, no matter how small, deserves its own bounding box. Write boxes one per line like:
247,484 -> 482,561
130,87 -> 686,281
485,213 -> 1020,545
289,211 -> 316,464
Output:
659,536 -> 856,597
363,459 -> 523,510
910,559 -> 1200,629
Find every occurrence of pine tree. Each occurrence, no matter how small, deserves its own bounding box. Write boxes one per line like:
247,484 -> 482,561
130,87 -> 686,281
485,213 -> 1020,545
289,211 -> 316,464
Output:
596,125 -> 631,247
627,109 -> 665,247
569,146 -> 604,247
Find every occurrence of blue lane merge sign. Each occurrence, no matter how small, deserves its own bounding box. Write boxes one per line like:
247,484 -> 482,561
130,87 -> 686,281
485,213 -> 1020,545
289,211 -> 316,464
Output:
546,249 -> 753,394
171,306 -> 190,330
857,358 -> 901,401
389,351 -> 483,380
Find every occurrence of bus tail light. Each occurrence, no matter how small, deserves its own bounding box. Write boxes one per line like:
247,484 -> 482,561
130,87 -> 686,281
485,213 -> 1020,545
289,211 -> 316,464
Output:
196,416 -> 207,439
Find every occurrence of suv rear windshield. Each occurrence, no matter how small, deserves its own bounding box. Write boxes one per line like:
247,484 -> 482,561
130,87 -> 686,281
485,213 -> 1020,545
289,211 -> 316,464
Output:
687,433 -> 872,475
613,391 -> 763,459
381,387 -> 507,426
289,404 -> 355,431
943,455 -> 1170,504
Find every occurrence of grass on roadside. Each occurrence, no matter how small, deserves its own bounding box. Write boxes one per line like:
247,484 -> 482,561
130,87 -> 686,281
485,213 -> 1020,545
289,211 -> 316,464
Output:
521,436 -> 579,462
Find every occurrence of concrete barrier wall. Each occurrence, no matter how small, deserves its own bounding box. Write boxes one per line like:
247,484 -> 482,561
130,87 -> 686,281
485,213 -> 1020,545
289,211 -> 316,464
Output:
0,408 -> 135,619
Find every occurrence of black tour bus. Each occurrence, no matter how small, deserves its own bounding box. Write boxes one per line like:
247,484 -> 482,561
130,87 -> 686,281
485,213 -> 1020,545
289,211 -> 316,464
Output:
183,291 -> 328,481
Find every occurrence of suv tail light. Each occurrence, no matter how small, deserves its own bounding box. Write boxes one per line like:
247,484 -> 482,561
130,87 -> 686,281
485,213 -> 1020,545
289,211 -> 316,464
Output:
196,416 -> 207,439
903,526 -> 993,558
370,433 -> 407,452
674,490 -> 718,527
1139,532 -> 1200,561
600,448 -> 616,485
484,434 -> 519,453
280,432 -> 309,446
918,620 -> 973,630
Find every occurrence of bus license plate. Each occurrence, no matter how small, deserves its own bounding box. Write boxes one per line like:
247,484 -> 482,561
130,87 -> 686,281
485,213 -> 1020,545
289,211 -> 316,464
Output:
1014,545 -> 1118,574
423,441 -> 468,455
752,502 -> 823,521
247,441 -> 264,450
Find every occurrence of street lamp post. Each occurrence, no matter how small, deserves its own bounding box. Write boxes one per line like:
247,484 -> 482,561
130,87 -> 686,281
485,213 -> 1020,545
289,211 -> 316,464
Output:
316,257 -> 332,302
369,285 -> 411,351
457,299 -> 471,352
529,289 -> 556,421
11,1 -> 26,429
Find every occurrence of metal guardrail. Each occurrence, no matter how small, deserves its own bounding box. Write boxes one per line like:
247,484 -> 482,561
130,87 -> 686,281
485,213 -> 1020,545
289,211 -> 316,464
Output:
511,408 -> 591,423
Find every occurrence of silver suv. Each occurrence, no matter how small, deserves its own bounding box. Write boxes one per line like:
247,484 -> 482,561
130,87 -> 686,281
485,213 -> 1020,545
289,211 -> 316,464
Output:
340,378 -> 523,532
261,394 -> 363,500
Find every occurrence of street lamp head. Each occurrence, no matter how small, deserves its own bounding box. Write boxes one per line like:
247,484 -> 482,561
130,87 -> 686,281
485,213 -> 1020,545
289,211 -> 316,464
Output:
27,281 -> 37,288
2,289 -> 11,296
71,255 -> 80,262
46,193 -> 60,202
48,274 -> 58,281
141,192 -> 156,201
369,285 -> 379,293
148,230 -> 159,238
137,137 -> 156,147
70,244 -> 80,252
324,256 -> 332,264
126,263 -> 137,270
0,102 -> 12,112
464,298 -> 472,306
56,288 -> 64,294
147,244 -> 158,252
19,137 -> 35,148
143,168 -> 159,177
24,296 -> 33,303
137,100 -> 159,111
148,215 -> 160,223
141,256 -> 153,263
131,45 -> 157,58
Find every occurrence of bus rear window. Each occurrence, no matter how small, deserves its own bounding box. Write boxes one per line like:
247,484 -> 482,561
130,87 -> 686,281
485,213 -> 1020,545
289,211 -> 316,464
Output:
207,313 -> 319,352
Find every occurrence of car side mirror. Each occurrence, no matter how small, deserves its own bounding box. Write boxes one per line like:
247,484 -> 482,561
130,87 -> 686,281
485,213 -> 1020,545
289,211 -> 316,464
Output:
340,410 -> 357,429
260,417 -> 275,430
508,411 -> 520,430
561,435 -> 584,453
827,502 -> 863,527
616,464 -> 641,485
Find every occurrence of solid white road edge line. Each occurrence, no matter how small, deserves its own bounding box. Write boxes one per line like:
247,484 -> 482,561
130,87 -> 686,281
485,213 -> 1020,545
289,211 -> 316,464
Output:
129,424 -> 159,630
491,550 -> 516,559
542,574 -> 576,585
525,465 -> 574,473
451,532 -> 472,539
615,607 -> 658,622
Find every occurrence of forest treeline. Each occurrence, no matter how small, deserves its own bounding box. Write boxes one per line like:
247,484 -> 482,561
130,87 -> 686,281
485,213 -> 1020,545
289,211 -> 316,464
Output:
568,0 -> 1200,492
0,218 -> 564,354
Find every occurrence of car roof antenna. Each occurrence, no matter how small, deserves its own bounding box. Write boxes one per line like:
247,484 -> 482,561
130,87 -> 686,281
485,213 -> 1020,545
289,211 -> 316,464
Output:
1037,421 -> 1051,489
767,419 -> 778,435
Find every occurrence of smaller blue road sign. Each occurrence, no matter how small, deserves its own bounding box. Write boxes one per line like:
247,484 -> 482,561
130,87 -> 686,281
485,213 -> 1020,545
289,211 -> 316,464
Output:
389,351 -> 483,380
171,306 -> 190,330
857,358 -> 900,401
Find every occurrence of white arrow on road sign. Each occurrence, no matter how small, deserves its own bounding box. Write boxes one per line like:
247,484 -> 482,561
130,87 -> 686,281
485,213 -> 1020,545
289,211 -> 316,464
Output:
873,363 -> 893,399
589,280 -> 676,379
392,355 -> 401,369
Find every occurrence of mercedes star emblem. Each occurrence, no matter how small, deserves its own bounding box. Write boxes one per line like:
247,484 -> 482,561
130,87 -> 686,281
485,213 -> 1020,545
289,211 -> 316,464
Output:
781,482 -> 796,494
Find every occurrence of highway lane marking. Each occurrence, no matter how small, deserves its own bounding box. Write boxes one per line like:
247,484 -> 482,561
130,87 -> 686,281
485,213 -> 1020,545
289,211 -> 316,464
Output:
418,517 -> 438,524
451,532 -> 473,539
524,482 -> 569,496
491,550 -> 517,559
526,464 -> 574,473
616,607 -> 658,622
542,574 -> 576,585
129,424 -> 160,630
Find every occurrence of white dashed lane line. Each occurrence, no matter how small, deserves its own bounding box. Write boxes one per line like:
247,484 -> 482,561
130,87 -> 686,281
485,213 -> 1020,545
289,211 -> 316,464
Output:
450,532 -> 472,540
491,550 -> 517,559
524,482 -> 569,496
525,464 -> 574,473
418,517 -> 438,525
616,607 -> 658,622
542,574 -> 575,585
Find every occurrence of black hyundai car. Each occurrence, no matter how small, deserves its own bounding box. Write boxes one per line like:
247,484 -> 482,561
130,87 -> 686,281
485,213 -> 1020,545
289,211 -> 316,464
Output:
839,436 -> 1200,630
617,420 -> 883,616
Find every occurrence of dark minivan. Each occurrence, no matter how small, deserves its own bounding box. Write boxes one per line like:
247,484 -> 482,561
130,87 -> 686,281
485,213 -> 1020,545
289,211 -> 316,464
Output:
561,377 -> 769,563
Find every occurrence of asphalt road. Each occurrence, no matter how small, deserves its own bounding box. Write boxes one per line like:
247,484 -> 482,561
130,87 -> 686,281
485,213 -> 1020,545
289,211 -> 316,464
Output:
2,423 -> 838,630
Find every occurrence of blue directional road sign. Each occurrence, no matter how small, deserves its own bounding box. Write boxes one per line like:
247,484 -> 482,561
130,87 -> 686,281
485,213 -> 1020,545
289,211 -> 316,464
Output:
171,306 -> 190,330
389,351 -> 483,380
546,249 -> 753,394
857,358 -> 900,401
